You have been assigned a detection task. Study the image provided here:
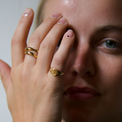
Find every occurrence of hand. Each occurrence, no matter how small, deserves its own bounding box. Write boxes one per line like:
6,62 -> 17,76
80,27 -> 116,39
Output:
0,8 -> 74,122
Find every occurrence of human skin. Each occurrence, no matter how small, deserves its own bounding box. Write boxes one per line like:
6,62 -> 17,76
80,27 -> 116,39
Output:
43,0 -> 122,122
0,8 -> 74,122
0,0 -> 122,122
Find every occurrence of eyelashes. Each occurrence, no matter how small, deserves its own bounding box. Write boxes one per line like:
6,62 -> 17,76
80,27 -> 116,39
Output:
100,38 -> 122,49
102,40 -> 118,48
56,28 -> 122,54
97,37 -> 122,54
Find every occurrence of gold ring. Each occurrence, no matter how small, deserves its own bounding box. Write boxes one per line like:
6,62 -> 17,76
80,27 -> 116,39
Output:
25,51 -> 37,58
25,47 -> 38,53
25,47 -> 38,58
50,68 -> 64,76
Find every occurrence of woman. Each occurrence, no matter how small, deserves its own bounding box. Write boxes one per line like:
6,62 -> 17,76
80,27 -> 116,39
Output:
0,0 -> 122,122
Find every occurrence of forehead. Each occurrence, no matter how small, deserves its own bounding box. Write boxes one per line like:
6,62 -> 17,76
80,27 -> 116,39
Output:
44,0 -> 122,18
43,0 -> 122,35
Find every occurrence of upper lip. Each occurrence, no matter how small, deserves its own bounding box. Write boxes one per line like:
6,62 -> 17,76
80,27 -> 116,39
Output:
63,86 -> 100,95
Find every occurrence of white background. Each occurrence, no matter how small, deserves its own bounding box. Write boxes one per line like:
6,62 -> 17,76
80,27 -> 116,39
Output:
0,0 -> 40,121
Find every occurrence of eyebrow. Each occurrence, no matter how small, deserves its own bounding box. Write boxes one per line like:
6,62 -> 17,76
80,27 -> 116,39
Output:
97,25 -> 122,33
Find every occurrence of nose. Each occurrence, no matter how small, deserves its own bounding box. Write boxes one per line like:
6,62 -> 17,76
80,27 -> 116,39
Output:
70,44 -> 95,77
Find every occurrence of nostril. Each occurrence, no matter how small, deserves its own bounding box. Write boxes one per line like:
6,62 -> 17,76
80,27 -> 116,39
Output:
87,71 -> 91,74
87,71 -> 93,76
72,71 -> 77,76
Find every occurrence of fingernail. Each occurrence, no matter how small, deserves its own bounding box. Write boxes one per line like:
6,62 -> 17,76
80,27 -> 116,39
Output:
66,29 -> 74,38
58,18 -> 67,24
23,8 -> 32,16
51,12 -> 61,18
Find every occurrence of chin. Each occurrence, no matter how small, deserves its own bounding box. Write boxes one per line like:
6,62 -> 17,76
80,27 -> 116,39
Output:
62,106 -> 93,122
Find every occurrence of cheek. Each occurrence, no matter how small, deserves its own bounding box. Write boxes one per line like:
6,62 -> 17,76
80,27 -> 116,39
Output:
98,55 -> 122,91
63,53 -> 76,86
98,55 -> 122,112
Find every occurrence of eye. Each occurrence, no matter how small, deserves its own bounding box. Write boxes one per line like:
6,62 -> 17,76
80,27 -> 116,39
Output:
97,38 -> 122,54
101,39 -> 121,49
104,40 -> 116,48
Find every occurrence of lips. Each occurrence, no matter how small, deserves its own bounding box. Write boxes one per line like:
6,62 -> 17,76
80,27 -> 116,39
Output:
63,86 -> 100,100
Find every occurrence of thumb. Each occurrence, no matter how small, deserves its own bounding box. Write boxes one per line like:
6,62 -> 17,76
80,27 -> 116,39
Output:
0,59 -> 11,93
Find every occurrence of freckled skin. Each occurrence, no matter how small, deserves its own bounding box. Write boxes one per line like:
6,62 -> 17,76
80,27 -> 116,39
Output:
43,0 -> 122,122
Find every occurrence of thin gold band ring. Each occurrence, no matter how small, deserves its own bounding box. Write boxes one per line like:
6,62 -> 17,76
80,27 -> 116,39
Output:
25,47 -> 38,53
25,51 -> 37,58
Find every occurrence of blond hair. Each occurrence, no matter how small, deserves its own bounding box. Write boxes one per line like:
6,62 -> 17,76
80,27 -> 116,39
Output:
35,0 -> 48,29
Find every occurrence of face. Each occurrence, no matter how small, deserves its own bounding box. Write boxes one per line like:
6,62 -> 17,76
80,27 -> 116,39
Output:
43,0 -> 122,122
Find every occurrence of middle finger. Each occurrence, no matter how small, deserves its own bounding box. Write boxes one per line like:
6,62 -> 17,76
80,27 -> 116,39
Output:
36,17 -> 68,73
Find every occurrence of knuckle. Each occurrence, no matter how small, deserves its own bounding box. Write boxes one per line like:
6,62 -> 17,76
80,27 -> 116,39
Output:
40,41 -> 49,50
19,18 -> 27,25
20,68 -> 30,85
42,16 -> 59,26
43,17 -> 50,23
29,34 -> 40,43
54,56 -> 62,66
44,16 -> 56,23
54,24 -> 66,33
11,35 -> 20,46
40,40 -> 52,51
20,67 -> 28,79
62,40 -> 72,47
0,75 -> 4,82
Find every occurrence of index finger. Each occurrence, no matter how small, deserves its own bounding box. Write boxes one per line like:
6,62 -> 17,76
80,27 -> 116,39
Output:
11,8 -> 34,67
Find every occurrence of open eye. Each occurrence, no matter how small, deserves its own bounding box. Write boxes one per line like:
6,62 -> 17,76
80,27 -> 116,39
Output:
103,40 -> 117,48
101,39 -> 121,49
97,38 -> 122,54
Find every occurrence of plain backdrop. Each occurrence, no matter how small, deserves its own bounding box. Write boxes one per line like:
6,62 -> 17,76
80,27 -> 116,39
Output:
0,0 -> 41,121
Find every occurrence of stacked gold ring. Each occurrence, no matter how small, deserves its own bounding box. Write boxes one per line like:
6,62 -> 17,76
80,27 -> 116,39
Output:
25,47 -> 38,58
